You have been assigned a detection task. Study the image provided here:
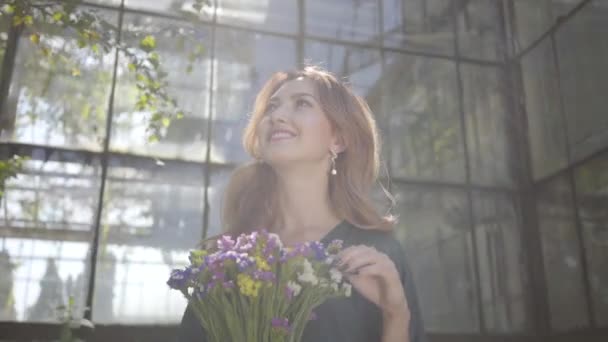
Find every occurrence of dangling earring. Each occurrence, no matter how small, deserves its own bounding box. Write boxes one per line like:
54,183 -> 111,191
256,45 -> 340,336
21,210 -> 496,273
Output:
330,150 -> 338,176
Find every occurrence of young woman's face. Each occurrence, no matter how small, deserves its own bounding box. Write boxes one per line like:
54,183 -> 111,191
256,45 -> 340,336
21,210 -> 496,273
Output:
256,77 -> 337,169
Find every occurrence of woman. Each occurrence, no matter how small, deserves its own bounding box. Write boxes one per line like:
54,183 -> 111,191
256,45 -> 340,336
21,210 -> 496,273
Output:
179,66 -> 426,342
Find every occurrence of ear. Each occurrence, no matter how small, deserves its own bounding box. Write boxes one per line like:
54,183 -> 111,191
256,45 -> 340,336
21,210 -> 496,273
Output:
330,129 -> 347,154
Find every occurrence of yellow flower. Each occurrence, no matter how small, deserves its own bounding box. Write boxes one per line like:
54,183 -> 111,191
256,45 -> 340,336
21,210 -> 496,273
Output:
237,274 -> 262,297
255,256 -> 270,271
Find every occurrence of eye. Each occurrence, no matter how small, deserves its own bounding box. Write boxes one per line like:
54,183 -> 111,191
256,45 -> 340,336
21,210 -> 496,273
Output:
265,102 -> 278,114
295,98 -> 312,108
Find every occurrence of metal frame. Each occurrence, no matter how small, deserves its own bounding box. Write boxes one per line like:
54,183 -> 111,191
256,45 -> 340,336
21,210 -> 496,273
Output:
0,0 -> 606,340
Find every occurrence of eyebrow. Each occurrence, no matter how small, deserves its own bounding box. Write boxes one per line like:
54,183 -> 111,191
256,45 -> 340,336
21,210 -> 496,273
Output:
268,92 -> 318,103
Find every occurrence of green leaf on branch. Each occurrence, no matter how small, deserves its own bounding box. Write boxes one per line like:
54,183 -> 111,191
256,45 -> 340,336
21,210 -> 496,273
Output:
140,35 -> 156,52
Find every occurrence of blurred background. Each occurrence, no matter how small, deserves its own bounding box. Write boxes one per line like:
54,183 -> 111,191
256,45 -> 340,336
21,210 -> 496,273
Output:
0,0 -> 606,341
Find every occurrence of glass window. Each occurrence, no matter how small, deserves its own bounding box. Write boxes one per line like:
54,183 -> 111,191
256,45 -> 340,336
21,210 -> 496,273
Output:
473,191 -> 528,332
456,0 -> 502,60
0,150 -> 101,322
306,0 -> 380,43
124,0 -> 214,21
218,0 -> 298,34
382,0 -> 454,55
537,175 -> 590,331
555,4 -> 608,163
521,38 -> 568,180
207,167 -> 234,238
393,184 -> 479,332
574,154 -> 608,326
461,64 -> 515,187
109,14 -> 212,162
94,156 -> 204,323
382,53 -> 465,183
212,29 -> 297,164
0,8 -> 118,151
512,0 -> 582,53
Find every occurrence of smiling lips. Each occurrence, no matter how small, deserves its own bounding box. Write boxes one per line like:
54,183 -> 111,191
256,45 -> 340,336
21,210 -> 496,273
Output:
269,129 -> 297,142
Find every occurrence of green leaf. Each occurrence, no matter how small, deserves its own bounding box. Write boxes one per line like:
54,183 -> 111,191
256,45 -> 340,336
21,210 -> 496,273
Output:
53,11 -> 64,22
161,117 -> 170,127
5,5 -> 15,14
147,135 -> 159,143
176,112 -> 184,119
127,63 -> 137,72
81,103 -> 92,119
140,35 -> 156,52
29,33 -> 40,44
24,15 -> 33,26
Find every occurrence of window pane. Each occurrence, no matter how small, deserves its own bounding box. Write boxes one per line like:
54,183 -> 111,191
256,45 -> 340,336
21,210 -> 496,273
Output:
207,167 -> 234,238
575,154 -> 608,326
94,156 -> 204,323
473,191 -> 528,332
124,0 -> 214,21
212,29 -> 297,164
555,4 -> 608,163
109,14 -> 211,162
0,8 -> 117,151
0,11 -> 9,80
393,185 -> 479,332
0,149 -> 101,322
382,53 -> 465,183
306,0 -> 379,43
461,64 -> 515,187
537,175 -> 590,331
512,0 -> 582,52
218,0 -> 298,34
521,38 -> 568,180
382,0 -> 454,55
456,0 -> 502,60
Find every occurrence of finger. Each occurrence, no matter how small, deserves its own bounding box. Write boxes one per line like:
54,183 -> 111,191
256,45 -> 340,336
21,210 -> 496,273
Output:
337,245 -> 375,269
340,248 -> 384,274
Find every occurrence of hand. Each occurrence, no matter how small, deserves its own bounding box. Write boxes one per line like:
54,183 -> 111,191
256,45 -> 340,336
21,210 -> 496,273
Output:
337,245 -> 411,319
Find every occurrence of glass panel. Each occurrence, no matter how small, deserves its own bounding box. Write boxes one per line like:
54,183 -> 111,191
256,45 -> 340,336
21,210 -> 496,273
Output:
207,167 -> 234,238
124,0 -> 214,21
473,191 -> 528,332
461,64 -> 515,187
393,185 -> 479,332
555,4 -> 608,163
212,29 -> 297,164
0,150 -> 101,322
94,156 -> 204,323
110,14 -> 212,162
575,154 -> 608,326
305,41 -> 382,97
0,8 -> 117,151
218,0 -> 298,34
456,0 -> 502,60
306,0 -> 379,43
537,175 -> 590,331
512,0 -> 583,52
521,38 -> 568,180
0,10 -> 9,80
382,53 -> 465,183
382,0 -> 454,55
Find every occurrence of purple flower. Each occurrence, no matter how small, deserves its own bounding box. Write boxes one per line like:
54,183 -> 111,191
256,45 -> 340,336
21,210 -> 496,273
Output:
253,270 -> 275,282
310,241 -> 326,260
217,235 -> 235,251
223,280 -> 235,289
167,268 -> 191,290
271,317 -> 290,330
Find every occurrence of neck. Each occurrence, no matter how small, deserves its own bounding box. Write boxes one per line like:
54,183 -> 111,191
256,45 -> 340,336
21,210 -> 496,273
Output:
272,164 -> 341,239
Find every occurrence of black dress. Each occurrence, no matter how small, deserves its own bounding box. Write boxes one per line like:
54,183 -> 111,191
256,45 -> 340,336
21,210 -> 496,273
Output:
178,220 -> 427,342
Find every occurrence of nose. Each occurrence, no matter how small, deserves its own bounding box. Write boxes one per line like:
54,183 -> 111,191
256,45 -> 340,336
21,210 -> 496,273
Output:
269,103 -> 288,123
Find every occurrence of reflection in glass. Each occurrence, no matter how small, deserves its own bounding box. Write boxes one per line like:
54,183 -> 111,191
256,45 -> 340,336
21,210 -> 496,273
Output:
124,0 -> 214,21
461,64 -> 515,187
555,4 -> 608,163
473,191 -> 528,332
393,185 -> 479,332
521,38 -> 568,180
381,53 -> 465,183
94,156 -> 203,323
382,0 -> 454,55
110,14 -> 212,162
306,0 -> 379,43
0,153 -> 101,322
218,0 -> 298,34
456,0 -> 502,60
0,9 -> 117,151
213,29 -> 297,164
537,175 -> 590,330
575,155 -> 608,326
513,0 -> 585,52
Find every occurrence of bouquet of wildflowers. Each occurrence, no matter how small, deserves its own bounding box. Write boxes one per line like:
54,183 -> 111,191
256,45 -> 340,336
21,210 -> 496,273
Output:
167,230 -> 352,342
